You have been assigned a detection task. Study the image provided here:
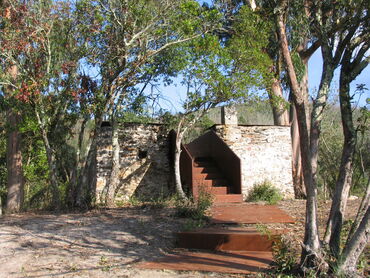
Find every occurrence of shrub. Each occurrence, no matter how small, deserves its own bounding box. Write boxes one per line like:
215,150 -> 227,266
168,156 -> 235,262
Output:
175,188 -> 214,220
247,180 -> 283,204
272,235 -> 298,275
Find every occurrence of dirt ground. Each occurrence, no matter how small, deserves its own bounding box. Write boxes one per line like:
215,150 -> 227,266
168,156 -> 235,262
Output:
0,199 -> 366,277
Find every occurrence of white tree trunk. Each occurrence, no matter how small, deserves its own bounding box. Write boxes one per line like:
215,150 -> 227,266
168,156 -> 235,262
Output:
174,130 -> 186,199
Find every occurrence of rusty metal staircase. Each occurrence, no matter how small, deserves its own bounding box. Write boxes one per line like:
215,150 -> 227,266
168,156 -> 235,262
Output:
193,157 -> 242,203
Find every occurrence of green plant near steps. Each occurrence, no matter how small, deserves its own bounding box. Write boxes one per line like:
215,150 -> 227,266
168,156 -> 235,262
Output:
175,187 -> 214,221
247,180 -> 283,204
272,235 -> 298,275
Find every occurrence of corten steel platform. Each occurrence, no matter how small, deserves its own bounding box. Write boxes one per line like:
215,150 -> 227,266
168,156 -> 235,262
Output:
210,203 -> 295,224
137,250 -> 273,274
136,203 -> 294,274
177,227 -> 281,251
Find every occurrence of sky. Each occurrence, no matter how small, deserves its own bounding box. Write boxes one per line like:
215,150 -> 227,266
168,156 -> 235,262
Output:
154,0 -> 369,114
156,48 -> 369,114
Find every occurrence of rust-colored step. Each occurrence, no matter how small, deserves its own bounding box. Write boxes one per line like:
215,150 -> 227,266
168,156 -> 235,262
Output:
193,166 -> 218,174
214,194 -> 243,203
210,186 -> 228,195
137,250 -> 273,274
177,228 -> 281,251
193,172 -> 224,180
195,179 -> 228,187
193,186 -> 229,196
210,204 -> 295,224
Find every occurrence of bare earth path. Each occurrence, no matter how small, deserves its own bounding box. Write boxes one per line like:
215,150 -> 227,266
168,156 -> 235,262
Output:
0,200 -> 366,277
0,207 -> 240,278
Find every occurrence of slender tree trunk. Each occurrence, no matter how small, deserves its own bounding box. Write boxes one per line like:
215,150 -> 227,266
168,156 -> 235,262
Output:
337,206 -> 370,277
76,123 -> 99,207
269,78 -> 289,126
276,10 -> 321,267
5,62 -> 24,213
324,72 -> 356,256
68,117 -> 88,206
309,45 -> 334,201
6,110 -> 24,213
174,125 -> 186,199
347,180 -> 370,244
105,120 -> 120,206
35,110 -> 60,209
290,103 -> 306,198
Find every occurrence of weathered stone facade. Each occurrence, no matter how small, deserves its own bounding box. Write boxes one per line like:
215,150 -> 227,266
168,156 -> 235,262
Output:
96,123 -> 172,203
96,107 -> 295,203
213,124 -> 294,199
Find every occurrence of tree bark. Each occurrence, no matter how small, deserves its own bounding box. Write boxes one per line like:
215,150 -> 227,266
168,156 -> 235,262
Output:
35,110 -> 60,210
68,117 -> 88,207
337,206 -> 370,277
346,180 -> 370,245
324,69 -> 356,256
324,38 -> 370,257
269,78 -> 289,126
76,122 -> 100,207
105,120 -> 120,206
6,110 -> 24,213
276,8 -> 321,267
290,104 -> 306,198
174,121 -> 187,199
309,44 -> 334,201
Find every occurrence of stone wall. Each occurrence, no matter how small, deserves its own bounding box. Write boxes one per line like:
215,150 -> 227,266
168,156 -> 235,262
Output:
213,124 -> 294,199
96,123 -> 172,203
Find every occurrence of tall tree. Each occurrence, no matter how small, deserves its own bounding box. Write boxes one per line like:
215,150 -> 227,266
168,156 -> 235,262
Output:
216,0 -> 314,198
75,0 -> 221,206
324,17 -> 369,261
274,0 -> 369,274
1,0 -> 83,209
172,28 -> 266,197
0,2 -> 27,212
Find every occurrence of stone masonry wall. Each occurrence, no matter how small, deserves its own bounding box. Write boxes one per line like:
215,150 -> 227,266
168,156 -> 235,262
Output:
96,123 -> 172,203
213,125 -> 294,199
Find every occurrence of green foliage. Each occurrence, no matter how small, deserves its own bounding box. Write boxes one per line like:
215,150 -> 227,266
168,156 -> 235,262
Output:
318,104 -> 369,198
227,5 -> 273,88
175,188 -> 213,221
247,180 -> 283,204
183,115 -> 215,143
272,235 -> 298,275
182,218 -> 208,231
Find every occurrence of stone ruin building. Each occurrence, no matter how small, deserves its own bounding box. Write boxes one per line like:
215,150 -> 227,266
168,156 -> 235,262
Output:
96,106 -> 294,204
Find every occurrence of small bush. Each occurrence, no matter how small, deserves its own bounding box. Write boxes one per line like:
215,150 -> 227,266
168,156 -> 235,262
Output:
175,188 -> 214,221
247,180 -> 283,204
272,235 -> 298,274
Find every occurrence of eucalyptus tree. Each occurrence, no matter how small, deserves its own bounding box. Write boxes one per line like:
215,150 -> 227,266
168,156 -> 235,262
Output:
172,26 -> 267,197
74,0 -> 221,206
0,0 -> 83,209
215,0 -> 315,197
0,1 -> 26,212
274,0 -> 369,274
324,20 -> 369,275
